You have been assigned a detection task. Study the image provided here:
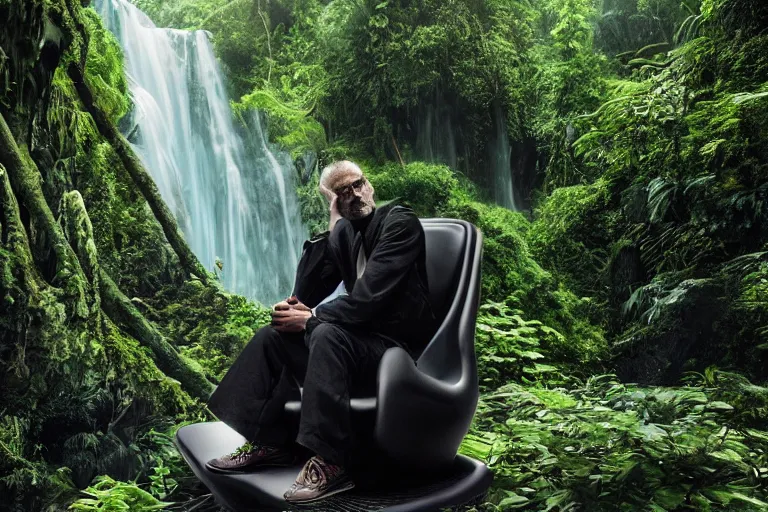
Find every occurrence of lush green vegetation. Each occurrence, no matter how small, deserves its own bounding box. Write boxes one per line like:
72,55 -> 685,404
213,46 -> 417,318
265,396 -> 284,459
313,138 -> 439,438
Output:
2,0 -> 768,510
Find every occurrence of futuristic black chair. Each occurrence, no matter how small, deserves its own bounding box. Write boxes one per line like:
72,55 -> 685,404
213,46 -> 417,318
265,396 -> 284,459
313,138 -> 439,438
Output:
175,218 -> 492,511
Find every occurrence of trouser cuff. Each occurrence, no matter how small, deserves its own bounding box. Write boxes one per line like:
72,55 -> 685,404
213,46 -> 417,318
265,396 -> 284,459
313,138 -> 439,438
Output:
296,431 -> 346,467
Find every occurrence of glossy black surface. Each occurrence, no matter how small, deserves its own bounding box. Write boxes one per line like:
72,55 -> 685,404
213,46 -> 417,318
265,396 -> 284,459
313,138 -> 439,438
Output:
175,421 -> 493,511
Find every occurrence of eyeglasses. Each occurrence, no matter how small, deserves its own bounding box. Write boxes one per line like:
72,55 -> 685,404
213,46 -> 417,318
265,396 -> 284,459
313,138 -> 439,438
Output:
333,177 -> 366,197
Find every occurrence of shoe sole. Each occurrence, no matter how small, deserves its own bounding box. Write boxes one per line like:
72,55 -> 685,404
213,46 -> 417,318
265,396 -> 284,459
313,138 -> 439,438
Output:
205,460 -> 297,474
284,480 -> 356,504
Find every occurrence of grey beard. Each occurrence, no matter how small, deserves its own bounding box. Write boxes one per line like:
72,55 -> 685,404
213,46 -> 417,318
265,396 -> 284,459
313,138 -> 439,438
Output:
341,202 -> 373,219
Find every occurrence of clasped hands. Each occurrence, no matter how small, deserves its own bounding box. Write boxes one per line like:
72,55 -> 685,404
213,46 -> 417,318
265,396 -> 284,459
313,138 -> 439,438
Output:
271,295 -> 312,333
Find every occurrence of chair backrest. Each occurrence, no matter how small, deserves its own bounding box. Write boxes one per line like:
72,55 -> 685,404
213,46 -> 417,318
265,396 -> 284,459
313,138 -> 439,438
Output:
422,221 -> 466,324
416,219 -> 482,383
373,219 -> 482,468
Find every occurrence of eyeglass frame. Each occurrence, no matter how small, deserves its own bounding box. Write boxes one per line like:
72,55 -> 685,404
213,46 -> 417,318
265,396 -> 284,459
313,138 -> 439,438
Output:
333,177 -> 367,198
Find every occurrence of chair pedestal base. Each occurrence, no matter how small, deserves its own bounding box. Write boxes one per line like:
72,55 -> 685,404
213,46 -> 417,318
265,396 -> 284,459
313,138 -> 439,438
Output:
175,422 -> 493,512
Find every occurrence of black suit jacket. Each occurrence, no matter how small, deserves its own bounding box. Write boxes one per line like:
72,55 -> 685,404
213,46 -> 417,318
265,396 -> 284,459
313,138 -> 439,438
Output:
292,203 -> 436,354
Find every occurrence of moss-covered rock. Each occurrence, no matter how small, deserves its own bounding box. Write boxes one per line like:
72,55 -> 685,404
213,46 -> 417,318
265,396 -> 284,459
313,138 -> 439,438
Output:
528,178 -> 618,296
614,276 -> 727,384
143,278 -> 272,381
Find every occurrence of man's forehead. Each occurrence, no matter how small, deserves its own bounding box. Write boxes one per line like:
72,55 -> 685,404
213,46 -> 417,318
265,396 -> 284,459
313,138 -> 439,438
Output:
328,168 -> 363,188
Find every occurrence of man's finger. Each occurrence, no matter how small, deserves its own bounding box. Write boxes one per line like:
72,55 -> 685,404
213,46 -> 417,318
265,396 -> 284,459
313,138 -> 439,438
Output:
272,300 -> 291,311
319,182 -> 333,197
272,310 -> 297,319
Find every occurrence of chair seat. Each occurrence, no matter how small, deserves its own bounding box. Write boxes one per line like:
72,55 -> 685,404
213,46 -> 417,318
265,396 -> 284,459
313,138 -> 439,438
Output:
284,396 -> 377,414
175,421 -> 493,511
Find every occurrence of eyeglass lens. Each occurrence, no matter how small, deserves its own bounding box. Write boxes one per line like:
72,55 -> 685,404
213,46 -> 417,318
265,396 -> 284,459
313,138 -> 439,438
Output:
336,178 -> 365,196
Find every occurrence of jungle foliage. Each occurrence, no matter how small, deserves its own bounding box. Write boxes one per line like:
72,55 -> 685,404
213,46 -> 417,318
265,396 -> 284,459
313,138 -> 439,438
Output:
3,0 -> 768,510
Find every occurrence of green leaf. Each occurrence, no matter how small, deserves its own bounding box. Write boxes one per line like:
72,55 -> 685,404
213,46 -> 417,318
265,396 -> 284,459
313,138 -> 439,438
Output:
731,492 -> 768,507
519,351 -> 546,360
705,401 -> 734,412
710,449 -> 742,463
653,487 -> 687,508
499,492 -> 530,508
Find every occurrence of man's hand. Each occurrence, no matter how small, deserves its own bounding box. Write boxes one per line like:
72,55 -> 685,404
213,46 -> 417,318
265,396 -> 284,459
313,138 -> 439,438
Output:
271,308 -> 312,333
271,297 -> 312,332
272,295 -> 298,312
319,182 -> 342,232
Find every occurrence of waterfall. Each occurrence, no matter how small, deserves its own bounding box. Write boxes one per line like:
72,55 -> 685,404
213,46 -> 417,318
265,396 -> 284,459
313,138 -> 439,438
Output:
96,0 -> 306,305
488,104 -> 519,211
413,90 -> 518,210
415,101 -> 458,171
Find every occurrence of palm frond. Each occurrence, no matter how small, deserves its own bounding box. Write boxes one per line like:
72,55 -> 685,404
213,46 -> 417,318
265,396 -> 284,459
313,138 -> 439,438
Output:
732,91 -> 768,105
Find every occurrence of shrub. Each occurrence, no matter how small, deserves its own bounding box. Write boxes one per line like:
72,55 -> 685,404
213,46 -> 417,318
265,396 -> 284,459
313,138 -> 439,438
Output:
367,161 -> 460,217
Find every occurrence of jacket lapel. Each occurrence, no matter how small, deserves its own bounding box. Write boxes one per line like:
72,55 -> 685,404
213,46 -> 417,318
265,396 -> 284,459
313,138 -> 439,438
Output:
347,202 -> 399,291
349,232 -> 363,291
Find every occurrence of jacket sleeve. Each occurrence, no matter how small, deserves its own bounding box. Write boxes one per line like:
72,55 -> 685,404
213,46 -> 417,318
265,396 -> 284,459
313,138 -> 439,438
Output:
310,208 -> 423,328
292,232 -> 343,309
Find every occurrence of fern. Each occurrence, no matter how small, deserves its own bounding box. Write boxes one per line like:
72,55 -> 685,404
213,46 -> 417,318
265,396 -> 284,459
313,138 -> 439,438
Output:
732,90 -> 768,105
69,476 -> 173,511
647,177 -> 679,224
675,13 -> 704,44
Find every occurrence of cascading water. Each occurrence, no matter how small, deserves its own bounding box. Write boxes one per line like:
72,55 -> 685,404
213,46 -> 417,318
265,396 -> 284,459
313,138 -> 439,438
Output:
96,0 -> 306,305
415,102 -> 458,171
415,91 -> 519,211
488,104 -> 519,211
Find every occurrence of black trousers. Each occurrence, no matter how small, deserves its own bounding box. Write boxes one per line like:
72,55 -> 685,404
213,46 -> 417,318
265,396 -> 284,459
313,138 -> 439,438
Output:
207,323 -> 406,466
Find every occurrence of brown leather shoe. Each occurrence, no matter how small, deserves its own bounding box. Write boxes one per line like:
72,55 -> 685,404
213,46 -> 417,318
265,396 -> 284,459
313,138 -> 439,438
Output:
283,456 -> 355,504
206,442 -> 296,473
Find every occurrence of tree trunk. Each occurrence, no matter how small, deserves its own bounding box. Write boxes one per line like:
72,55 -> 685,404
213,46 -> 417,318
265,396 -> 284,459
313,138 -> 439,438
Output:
0,111 -> 214,400
99,269 -> 214,399
0,111 -> 89,317
63,186 -> 214,400
0,162 -> 44,298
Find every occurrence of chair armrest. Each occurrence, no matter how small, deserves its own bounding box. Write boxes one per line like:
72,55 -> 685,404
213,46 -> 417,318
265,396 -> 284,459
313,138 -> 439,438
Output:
379,347 -> 460,401
374,347 -> 476,468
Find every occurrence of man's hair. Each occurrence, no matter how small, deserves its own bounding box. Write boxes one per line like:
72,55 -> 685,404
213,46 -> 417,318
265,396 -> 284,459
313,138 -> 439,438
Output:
319,160 -> 363,190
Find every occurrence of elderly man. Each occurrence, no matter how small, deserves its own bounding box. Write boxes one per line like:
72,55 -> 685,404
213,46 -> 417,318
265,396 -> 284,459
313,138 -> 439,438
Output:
206,160 -> 437,504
